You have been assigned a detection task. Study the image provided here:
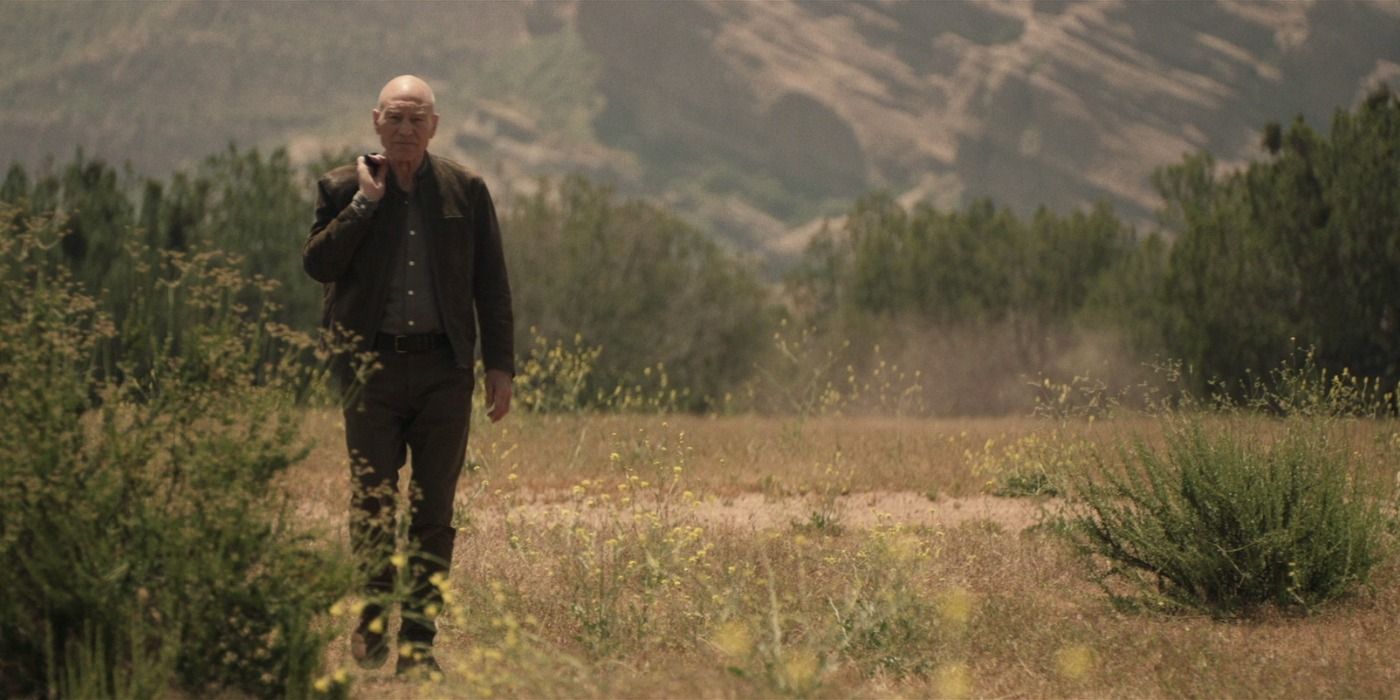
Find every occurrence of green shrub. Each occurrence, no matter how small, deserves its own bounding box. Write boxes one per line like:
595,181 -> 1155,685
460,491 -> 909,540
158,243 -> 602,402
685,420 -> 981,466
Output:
1067,417 -> 1390,615
0,207 -> 353,699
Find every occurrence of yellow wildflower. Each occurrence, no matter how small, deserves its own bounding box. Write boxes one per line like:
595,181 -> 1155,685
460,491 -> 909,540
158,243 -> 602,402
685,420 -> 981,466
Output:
779,649 -> 820,692
937,587 -> 973,626
1055,644 -> 1095,680
712,620 -> 753,659
935,662 -> 971,699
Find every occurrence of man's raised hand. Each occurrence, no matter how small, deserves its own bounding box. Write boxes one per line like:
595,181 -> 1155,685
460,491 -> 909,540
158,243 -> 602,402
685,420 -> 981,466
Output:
357,154 -> 387,202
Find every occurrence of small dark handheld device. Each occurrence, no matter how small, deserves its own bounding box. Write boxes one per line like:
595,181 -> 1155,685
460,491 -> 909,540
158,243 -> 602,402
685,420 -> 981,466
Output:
362,153 -> 380,176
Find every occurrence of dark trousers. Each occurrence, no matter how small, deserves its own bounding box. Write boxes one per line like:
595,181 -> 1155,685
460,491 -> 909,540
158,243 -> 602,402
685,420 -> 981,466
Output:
343,344 -> 473,646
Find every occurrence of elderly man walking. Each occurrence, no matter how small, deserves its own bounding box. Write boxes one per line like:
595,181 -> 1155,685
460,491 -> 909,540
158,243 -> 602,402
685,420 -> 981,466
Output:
303,75 -> 515,678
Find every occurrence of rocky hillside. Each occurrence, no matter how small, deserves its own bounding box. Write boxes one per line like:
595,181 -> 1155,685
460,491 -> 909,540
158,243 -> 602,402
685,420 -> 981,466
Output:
4,0 -> 1397,262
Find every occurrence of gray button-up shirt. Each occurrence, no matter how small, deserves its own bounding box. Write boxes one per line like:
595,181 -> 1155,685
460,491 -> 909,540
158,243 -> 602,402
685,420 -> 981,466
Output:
378,163 -> 444,335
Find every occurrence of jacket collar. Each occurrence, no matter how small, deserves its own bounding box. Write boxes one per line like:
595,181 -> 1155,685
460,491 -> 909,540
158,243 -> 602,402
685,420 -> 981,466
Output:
424,152 -> 466,219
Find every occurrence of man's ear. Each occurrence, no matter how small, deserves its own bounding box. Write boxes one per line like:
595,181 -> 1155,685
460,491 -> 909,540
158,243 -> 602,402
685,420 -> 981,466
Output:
428,113 -> 440,138
371,108 -> 381,129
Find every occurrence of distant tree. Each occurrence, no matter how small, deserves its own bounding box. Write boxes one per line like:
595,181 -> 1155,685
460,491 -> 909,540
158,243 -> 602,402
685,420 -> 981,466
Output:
789,193 -> 1133,370
191,144 -> 319,328
0,145 -> 320,383
55,151 -> 136,293
1009,203 -> 1133,368
1291,87 -> 1400,384
785,219 -> 843,320
1156,85 -> 1400,392
0,163 -> 29,205
1081,231 -> 1170,358
505,175 -> 773,409
1155,151 -> 1297,389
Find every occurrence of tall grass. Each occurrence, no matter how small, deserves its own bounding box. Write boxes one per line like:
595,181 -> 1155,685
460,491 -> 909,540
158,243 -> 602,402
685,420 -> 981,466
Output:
0,207 -> 355,698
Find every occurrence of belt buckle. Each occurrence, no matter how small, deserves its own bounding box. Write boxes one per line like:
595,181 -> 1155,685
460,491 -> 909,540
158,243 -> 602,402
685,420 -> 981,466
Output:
393,335 -> 409,354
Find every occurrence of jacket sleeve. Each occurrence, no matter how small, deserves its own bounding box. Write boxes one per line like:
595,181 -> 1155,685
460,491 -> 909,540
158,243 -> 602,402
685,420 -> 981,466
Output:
472,178 -> 516,376
302,176 -> 374,283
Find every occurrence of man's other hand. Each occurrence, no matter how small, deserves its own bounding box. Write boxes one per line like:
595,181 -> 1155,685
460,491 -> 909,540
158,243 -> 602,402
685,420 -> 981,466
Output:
358,154 -> 387,201
484,369 -> 513,422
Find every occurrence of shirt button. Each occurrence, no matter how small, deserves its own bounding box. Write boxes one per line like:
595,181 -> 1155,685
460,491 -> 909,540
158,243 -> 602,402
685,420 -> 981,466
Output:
408,320 -> 416,327
410,230 -> 416,236
409,261 -> 416,267
408,290 -> 415,296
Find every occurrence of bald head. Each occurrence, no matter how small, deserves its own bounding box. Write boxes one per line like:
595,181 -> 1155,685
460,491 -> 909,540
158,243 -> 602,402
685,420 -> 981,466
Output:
372,74 -> 440,170
377,74 -> 436,112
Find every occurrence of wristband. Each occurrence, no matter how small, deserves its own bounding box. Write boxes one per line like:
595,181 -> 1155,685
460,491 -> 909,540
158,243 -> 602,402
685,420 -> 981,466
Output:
347,191 -> 379,219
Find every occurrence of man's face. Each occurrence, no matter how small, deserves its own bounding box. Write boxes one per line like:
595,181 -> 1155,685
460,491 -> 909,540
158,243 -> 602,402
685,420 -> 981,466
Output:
374,99 -> 438,162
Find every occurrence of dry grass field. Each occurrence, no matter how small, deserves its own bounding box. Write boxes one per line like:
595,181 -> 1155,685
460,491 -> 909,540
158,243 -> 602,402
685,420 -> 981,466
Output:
280,410 -> 1400,699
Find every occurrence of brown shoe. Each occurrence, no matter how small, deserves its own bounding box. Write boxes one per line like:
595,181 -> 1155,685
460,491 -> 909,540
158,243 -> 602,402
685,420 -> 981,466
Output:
350,617 -> 388,670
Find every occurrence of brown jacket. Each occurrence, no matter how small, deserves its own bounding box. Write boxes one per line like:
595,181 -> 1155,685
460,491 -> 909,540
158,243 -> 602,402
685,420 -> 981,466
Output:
303,153 -> 514,378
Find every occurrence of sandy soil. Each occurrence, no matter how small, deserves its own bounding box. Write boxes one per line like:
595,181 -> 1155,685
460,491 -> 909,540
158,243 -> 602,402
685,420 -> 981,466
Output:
694,491 -> 1050,532
470,490 -> 1051,534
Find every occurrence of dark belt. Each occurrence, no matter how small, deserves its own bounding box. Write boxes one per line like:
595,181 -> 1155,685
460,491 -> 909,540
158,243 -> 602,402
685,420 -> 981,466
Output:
373,332 -> 448,354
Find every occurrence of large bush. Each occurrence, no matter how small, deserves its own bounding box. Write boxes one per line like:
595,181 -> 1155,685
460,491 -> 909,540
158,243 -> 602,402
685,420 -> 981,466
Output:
1067,414 -> 1390,615
0,207 -> 353,698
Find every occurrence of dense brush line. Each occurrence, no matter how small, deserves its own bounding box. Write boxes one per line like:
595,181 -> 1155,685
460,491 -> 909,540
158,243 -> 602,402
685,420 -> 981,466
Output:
2,86 -> 1396,413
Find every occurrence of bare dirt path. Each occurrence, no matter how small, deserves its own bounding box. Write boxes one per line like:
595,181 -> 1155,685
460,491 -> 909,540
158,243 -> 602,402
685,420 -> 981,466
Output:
468,490 -> 1050,533
694,491 -> 1050,531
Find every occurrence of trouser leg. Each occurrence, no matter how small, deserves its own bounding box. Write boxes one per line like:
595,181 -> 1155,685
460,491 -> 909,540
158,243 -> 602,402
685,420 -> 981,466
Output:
344,362 -> 411,624
400,357 -> 474,646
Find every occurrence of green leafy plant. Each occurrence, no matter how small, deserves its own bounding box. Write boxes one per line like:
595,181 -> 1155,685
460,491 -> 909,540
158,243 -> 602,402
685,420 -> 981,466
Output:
0,207 -> 354,699
1067,416 -> 1390,615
